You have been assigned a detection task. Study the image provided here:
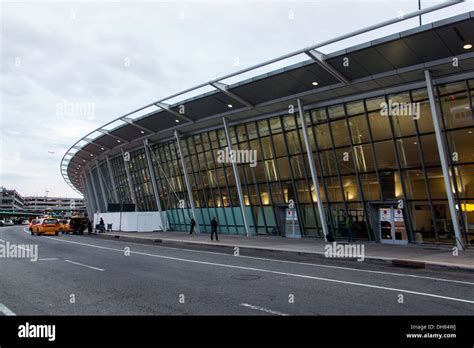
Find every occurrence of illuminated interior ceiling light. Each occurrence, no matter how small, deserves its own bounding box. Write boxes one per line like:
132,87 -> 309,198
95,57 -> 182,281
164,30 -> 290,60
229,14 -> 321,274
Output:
463,43 -> 472,50
175,119 -> 180,123
312,81 -> 319,86
227,104 -> 233,108
140,130 -> 145,134
117,140 -> 121,143
101,147 -> 104,150
90,154 -> 93,156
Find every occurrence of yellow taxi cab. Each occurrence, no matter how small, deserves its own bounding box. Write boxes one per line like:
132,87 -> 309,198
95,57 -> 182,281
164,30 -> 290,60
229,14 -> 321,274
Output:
31,218 -> 62,236
29,219 -> 40,232
59,219 -> 74,233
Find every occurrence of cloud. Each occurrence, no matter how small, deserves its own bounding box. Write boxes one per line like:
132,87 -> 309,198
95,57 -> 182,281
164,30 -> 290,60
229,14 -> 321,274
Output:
1,0 -> 472,198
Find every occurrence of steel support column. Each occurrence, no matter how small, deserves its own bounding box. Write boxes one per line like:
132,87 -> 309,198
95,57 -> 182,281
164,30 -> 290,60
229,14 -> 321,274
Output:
106,155 -> 119,203
122,148 -> 137,211
143,140 -> 167,231
95,160 -> 108,211
87,169 -> 101,214
174,130 -> 199,233
81,176 -> 94,220
424,70 -> 463,251
222,117 -> 250,237
297,98 -> 329,240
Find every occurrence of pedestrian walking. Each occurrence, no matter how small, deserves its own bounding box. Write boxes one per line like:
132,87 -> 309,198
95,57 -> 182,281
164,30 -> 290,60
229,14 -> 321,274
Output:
99,217 -> 105,233
189,218 -> 196,234
211,217 -> 219,241
345,213 -> 357,242
87,219 -> 93,235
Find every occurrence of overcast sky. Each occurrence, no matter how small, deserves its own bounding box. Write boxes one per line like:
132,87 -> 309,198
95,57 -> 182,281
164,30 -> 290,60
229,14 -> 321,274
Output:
1,0 -> 473,198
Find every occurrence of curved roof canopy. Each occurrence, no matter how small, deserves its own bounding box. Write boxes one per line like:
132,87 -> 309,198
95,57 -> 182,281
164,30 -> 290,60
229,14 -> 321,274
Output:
62,2 -> 474,195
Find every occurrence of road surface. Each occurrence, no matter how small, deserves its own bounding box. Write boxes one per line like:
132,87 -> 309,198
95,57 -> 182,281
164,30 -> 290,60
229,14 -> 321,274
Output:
0,225 -> 473,315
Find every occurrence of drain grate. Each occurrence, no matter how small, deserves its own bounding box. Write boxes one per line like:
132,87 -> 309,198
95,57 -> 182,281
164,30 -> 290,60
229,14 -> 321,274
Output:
231,274 -> 261,281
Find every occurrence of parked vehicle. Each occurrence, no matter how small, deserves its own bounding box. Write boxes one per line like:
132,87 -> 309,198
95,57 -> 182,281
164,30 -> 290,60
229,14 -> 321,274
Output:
31,218 -> 62,236
21,219 -> 29,225
59,219 -> 74,233
0,220 -> 4,227
4,219 -> 14,226
29,219 -> 39,232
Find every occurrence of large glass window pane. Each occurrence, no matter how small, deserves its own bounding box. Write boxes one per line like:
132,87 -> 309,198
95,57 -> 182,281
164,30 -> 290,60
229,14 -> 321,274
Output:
419,134 -> 440,167
440,90 -> 472,129
264,160 -> 278,182
426,168 -> 448,199
446,128 -> 474,164
368,111 -> 392,141
258,120 -> 270,137
454,165 -> 474,199
276,157 -> 292,180
246,122 -> 258,140
319,150 -> 338,176
402,169 -> 428,200
330,119 -> 351,147
415,99 -> 435,133
296,180 -> 311,204
282,115 -> 297,131
313,123 -> 332,150
312,108 -> 327,123
365,96 -> 385,112
341,175 -> 360,202
346,100 -> 365,116
261,137 -> 274,159
335,147 -> 355,175
359,173 -> 381,201
397,137 -> 422,169
348,114 -> 370,144
373,140 -> 397,170
272,133 -> 287,157
328,104 -> 345,119
286,130 -> 302,155
325,177 -> 344,202
270,117 -> 283,134
353,144 -> 376,173
438,81 -> 466,96
290,155 -> 306,179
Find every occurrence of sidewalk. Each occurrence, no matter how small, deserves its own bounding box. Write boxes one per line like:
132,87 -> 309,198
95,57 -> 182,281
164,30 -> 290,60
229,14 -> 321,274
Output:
93,230 -> 474,272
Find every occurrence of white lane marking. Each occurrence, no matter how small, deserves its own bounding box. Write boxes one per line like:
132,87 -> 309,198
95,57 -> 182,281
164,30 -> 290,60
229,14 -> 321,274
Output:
65,260 -> 105,272
23,227 -> 474,286
17,245 -> 30,252
46,229 -> 474,286
42,236 -> 474,304
0,238 -> 5,242
112,239 -> 474,286
0,303 -> 16,316
38,258 -> 59,261
240,303 -> 288,316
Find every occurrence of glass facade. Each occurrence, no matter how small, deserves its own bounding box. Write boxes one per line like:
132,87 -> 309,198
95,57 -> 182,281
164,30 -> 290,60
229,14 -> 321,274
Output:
88,78 -> 474,244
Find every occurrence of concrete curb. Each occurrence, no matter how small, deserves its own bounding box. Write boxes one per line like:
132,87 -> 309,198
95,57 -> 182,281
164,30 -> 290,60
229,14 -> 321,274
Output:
90,233 -> 474,273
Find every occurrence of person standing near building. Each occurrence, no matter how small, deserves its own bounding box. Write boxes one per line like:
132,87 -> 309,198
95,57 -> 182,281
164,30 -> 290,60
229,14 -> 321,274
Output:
345,213 -> 356,242
189,218 -> 196,235
99,217 -> 105,233
211,217 -> 219,241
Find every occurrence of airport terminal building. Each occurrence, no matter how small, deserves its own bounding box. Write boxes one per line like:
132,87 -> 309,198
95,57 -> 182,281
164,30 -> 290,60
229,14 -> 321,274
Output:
62,9 -> 474,247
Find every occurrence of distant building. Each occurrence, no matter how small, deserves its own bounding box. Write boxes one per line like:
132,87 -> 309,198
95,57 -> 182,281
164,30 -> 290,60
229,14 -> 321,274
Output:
0,186 -> 85,217
23,196 -> 86,215
0,187 -> 25,211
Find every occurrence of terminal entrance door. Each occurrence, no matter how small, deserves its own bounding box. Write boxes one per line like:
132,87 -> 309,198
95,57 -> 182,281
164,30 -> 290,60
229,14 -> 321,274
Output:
369,202 -> 408,244
379,206 -> 408,244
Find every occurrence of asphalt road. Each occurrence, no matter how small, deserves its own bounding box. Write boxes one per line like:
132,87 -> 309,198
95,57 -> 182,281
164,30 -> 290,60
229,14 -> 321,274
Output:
0,225 -> 473,315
